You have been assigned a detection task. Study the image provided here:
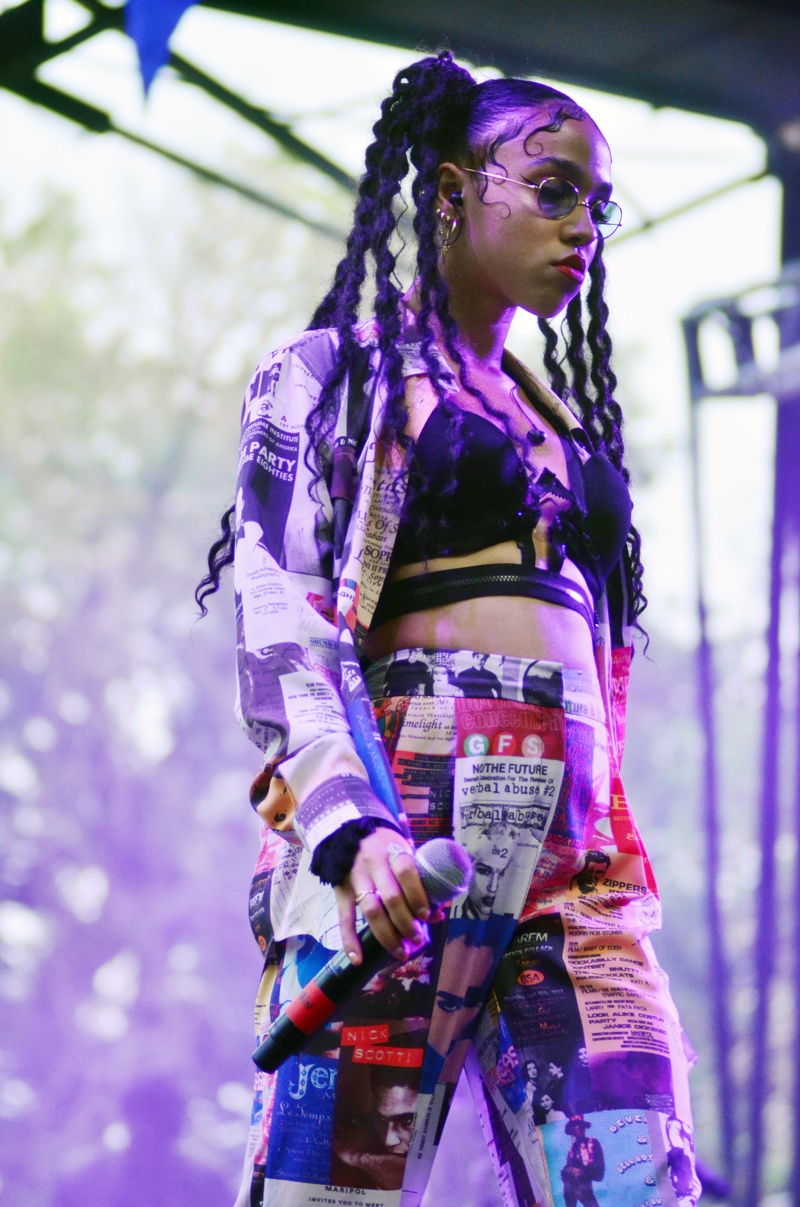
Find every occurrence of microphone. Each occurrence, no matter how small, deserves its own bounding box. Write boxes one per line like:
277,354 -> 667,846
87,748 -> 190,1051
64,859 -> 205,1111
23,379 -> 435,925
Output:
252,838 -> 473,1073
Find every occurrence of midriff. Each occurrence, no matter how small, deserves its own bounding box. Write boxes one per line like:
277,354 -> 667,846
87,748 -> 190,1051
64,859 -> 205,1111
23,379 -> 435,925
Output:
363,538 -> 597,677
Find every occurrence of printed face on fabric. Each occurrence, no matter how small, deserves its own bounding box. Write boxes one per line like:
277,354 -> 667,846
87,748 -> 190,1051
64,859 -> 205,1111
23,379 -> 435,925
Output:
330,1056 -> 425,1192
371,1083 -> 417,1155
572,849 -> 611,895
437,111 -> 613,319
466,827 -> 516,918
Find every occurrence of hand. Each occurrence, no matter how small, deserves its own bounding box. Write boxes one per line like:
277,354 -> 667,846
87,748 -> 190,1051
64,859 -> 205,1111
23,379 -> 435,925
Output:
334,828 -> 430,964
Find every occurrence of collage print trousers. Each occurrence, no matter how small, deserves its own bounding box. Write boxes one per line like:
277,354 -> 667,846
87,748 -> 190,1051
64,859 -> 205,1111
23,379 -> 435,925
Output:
239,649 -> 700,1207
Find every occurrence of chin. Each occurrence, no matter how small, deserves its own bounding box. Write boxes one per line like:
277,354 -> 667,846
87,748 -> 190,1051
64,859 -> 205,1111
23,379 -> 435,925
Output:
525,294 -> 575,321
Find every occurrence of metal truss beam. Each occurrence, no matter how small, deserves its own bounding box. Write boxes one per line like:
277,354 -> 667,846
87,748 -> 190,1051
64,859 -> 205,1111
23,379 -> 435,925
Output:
0,0 -> 353,236
0,0 -> 774,252
5,75 -> 346,240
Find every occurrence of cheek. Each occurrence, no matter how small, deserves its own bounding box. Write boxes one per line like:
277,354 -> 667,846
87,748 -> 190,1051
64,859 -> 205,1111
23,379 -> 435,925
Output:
466,212 -> 587,316
470,207 -> 530,267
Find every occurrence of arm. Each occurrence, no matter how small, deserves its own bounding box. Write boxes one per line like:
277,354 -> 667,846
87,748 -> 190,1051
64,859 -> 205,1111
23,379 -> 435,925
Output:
235,333 -> 427,955
235,333 -> 398,845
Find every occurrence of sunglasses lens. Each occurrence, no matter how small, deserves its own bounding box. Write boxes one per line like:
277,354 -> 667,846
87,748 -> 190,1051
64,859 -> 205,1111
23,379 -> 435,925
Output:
591,199 -> 623,235
536,178 -> 577,219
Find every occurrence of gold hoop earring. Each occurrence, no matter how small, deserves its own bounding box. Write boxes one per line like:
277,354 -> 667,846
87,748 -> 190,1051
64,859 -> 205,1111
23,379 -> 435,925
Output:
436,208 -> 460,257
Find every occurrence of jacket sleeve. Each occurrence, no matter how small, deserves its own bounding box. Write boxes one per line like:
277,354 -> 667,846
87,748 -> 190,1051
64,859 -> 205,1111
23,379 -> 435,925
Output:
233,331 -> 399,855
604,553 -> 635,766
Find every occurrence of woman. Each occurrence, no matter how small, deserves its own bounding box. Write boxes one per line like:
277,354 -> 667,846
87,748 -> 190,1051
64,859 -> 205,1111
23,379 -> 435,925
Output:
199,51 -> 697,1207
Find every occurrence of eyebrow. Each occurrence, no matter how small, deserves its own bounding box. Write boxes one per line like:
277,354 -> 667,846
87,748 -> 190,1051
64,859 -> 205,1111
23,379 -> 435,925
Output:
525,155 -> 612,196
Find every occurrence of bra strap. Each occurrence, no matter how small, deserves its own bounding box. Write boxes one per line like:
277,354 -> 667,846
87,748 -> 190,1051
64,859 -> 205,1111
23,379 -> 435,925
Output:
372,563 -> 596,632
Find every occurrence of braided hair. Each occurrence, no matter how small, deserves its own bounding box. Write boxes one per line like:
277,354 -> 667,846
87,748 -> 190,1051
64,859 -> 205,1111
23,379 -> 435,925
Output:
197,51 -> 645,628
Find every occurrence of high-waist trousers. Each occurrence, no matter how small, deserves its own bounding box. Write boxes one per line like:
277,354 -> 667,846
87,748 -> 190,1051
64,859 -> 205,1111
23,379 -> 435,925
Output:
237,650 -> 699,1207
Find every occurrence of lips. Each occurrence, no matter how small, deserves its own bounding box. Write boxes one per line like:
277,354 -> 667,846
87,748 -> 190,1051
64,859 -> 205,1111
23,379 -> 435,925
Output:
554,254 -> 585,282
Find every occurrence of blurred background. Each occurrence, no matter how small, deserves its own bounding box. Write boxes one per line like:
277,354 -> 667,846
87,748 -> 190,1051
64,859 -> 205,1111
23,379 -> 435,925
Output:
1,1 -> 798,1204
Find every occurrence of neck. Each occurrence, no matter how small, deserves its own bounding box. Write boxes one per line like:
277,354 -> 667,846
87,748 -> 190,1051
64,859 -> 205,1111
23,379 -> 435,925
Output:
403,273 -> 516,380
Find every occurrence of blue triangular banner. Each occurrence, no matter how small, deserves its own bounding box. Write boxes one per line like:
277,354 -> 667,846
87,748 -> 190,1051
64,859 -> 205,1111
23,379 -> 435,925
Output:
125,0 -> 198,94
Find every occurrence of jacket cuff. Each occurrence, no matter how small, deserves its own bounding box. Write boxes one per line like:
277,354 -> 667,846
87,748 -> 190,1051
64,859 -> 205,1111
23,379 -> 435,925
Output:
294,774 -> 399,854
310,817 -> 401,886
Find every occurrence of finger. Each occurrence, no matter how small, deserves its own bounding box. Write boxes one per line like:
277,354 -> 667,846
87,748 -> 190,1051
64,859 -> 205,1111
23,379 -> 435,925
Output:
391,855 -> 431,921
334,887 -> 363,966
371,870 -> 425,947
359,889 -> 407,959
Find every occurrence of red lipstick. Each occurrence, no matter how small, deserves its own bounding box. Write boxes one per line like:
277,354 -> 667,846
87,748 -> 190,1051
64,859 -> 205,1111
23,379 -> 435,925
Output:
554,254 -> 585,282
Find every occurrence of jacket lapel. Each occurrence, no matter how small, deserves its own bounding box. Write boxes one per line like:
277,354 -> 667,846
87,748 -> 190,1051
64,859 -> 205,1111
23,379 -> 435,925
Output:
335,365 -> 408,647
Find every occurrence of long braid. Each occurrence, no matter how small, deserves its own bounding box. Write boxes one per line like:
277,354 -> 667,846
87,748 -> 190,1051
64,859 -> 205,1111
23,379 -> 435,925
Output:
310,78 -> 414,331
195,503 -> 235,616
564,294 -> 592,434
583,249 -> 646,626
302,84 -> 418,487
195,74 -> 419,588
537,250 -> 646,628
586,248 -> 624,470
302,52 -> 477,503
406,119 -> 472,553
537,317 -> 569,404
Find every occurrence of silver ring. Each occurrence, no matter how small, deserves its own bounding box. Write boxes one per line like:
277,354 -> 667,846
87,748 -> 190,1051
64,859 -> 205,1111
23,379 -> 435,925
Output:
387,843 -> 414,868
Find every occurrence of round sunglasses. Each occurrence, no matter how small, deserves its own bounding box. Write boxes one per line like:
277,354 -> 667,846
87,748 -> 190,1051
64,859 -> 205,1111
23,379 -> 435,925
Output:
462,168 -> 623,237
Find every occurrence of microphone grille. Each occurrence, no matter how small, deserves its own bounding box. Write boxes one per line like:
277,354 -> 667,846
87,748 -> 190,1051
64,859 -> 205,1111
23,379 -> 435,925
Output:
415,838 -> 473,908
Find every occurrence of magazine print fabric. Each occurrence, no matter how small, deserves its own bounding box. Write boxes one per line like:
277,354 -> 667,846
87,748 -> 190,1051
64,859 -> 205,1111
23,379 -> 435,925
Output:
231,318 -> 688,1206
232,320 -> 635,867
238,651 -> 697,1207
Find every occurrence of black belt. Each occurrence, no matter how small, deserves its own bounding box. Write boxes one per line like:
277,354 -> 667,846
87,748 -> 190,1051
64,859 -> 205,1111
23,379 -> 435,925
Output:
371,563 -> 597,632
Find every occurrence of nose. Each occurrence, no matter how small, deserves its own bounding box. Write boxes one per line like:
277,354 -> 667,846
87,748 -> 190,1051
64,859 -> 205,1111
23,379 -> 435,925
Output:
562,201 -> 597,246
385,1122 -> 401,1149
487,869 -> 502,893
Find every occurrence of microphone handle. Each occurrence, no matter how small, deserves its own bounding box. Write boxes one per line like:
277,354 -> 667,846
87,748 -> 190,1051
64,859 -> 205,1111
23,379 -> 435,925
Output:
253,925 -> 411,1073
345,696 -> 410,836
252,838 -> 472,1074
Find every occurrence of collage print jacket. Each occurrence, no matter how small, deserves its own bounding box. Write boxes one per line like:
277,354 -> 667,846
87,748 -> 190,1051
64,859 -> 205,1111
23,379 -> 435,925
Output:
233,318 -> 636,950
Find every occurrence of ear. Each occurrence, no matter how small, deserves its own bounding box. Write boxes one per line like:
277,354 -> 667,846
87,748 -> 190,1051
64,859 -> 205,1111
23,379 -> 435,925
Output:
436,162 -> 467,212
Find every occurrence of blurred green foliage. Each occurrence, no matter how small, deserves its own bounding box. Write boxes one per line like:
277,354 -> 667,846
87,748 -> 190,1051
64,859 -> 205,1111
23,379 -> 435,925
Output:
0,178 -> 340,1204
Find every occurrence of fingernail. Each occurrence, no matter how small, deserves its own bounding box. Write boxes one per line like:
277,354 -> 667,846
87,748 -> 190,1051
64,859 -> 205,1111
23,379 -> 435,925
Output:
416,908 -> 430,922
347,950 -> 360,965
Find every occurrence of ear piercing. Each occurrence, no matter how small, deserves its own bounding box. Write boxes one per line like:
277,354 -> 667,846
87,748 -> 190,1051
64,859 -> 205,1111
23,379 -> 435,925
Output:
436,208 -> 460,256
